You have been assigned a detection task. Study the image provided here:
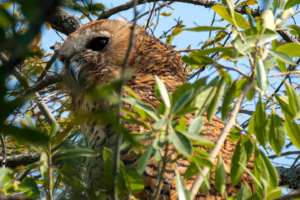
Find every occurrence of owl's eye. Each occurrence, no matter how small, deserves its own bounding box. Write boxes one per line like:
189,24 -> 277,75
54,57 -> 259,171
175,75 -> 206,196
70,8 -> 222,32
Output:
88,37 -> 109,51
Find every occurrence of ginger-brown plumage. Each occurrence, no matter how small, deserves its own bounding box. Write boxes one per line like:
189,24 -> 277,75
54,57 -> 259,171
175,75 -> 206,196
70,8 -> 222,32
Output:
59,19 -> 253,199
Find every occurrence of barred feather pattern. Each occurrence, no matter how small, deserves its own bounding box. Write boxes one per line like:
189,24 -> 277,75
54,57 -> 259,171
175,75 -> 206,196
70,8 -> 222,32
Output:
59,19 -> 254,199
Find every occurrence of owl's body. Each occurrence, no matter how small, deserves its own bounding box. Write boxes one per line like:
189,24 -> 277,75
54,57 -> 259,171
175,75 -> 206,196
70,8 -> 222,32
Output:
59,20 -> 253,199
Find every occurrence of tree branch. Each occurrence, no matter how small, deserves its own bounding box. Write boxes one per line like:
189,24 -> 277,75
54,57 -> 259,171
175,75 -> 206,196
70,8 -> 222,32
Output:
276,167 -> 300,190
47,7 -> 83,36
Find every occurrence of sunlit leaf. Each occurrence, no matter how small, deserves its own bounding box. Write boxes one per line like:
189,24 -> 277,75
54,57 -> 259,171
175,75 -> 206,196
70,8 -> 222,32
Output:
276,43 -> 300,57
212,5 -> 250,29
256,58 -> 268,95
269,49 -> 297,65
184,26 -> 224,32
155,76 -> 171,108
215,155 -> 226,195
176,171 -> 190,200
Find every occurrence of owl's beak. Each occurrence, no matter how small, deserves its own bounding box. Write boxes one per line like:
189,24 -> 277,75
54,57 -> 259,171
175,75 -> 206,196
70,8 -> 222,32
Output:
69,57 -> 83,83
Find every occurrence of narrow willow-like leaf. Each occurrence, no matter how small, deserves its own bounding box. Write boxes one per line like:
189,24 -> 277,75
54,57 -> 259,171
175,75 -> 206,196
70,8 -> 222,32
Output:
207,77 -> 225,122
284,114 -> 300,150
260,151 -> 278,190
176,171 -> 190,200
269,109 -> 286,156
136,146 -> 152,176
285,83 -> 300,119
155,76 -> 171,108
269,49 -> 297,65
230,140 -> 247,186
256,58 -> 268,94
222,82 -> 236,120
215,156 -> 226,195
254,100 -> 269,148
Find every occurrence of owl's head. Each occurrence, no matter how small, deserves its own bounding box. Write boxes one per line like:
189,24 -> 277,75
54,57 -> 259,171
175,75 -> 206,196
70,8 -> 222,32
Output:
59,20 -> 138,89
59,19 -> 186,110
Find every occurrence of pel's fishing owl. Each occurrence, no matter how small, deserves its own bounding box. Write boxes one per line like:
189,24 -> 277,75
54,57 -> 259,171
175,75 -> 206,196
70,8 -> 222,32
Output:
59,19 -> 253,200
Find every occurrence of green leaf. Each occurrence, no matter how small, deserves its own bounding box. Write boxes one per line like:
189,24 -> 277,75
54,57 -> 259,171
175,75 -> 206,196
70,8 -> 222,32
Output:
215,156 -> 226,195
275,94 -> 295,117
242,135 -> 254,162
236,182 -> 252,200
269,110 -> 286,156
260,151 -> 278,190
235,78 -> 247,98
118,163 -> 127,199
122,98 -> 159,121
153,117 -> 168,130
1,125 -> 49,144
184,161 -> 199,179
170,129 -> 192,157
284,114 -> 300,150
269,49 -> 297,65
136,146 -> 152,176
194,47 -> 234,55
174,106 -> 198,117
188,116 -> 203,134
284,0 -> 300,9
24,114 -> 37,130
277,59 -> 287,72
176,171 -> 190,200
177,117 -> 187,131
207,77 -> 225,122
126,170 -> 144,194
212,5 -> 250,29
276,43 -> 300,57
286,83 -> 300,119
233,29 -> 278,53
254,100 -> 269,147
261,10 -> 275,31
283,24 -> 300,37
0,168 -> 11,187
179,130 -> 215,147
21,178 -> 40,195
88,3 -> 105,11
184,26 -> 225,32
194,78 -> 219,116
265,187 -> 282,200
199,170 -> 211,193
256,58 -> 268,95
171,88 -> 194,113
253,147 -> 263,198
263,56 -> 276,72
155,76 -> 171,108
50,122 -> 59,138
194,155 -> 214,169
230,127 -> 241,142
231,140 -> 247,186
221,82 -> 236,120
103,147 -> 114,186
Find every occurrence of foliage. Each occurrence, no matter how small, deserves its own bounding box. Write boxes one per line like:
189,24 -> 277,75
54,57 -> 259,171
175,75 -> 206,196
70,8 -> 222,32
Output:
0,0 -> 300,200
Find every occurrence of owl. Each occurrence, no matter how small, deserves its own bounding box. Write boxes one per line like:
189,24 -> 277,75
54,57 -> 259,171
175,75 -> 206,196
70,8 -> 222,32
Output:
59,19 -> 253,199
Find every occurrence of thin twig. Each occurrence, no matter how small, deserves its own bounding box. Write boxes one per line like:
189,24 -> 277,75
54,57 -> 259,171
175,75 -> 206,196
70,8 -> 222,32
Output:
0,134 -> 6,168
145,2 -> 157,30
111,1 -> 138,199
189,75 -> 254,199
273,192 -> 300,200
36,54 -> 58,82
47,142 -> 53,200
268,151 -> 300,159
